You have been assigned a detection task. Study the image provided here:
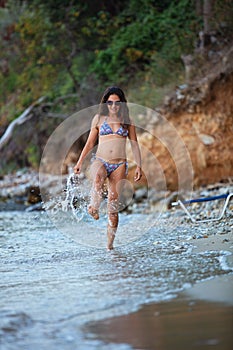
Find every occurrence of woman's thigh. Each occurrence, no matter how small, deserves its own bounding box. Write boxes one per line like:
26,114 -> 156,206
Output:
108,163 -> 127,204
90,159 -> 107,184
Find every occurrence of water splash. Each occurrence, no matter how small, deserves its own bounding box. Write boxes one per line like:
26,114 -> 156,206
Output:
40,173 -> 154,247
41,173 -> 89,223
62,173 -> 88,221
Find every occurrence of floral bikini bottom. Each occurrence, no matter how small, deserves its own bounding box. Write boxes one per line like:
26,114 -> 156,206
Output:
95,156 -> 128,177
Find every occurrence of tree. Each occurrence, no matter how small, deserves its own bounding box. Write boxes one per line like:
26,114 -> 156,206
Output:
203,0 -> 214,33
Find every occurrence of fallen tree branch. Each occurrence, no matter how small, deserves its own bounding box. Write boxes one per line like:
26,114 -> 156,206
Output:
46,112 -> 68,119
0,96 -> 46,150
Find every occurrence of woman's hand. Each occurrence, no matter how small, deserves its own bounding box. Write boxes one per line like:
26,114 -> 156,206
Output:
73,161 -> 82,174
134,166 -> 142,182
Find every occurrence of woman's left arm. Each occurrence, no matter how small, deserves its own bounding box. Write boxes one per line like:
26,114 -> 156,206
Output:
128,123 -> 142,182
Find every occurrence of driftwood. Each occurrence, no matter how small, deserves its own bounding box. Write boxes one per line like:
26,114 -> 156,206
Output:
0,96 -> 46,150
0,94 -> 79,151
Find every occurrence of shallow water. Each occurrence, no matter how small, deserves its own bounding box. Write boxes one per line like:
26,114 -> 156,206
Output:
0,210 -> 232,350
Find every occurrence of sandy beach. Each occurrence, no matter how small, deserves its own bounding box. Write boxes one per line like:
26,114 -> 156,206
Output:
85,232 -> 233,350
185,232 -> 233,305
85,297 -> 232,350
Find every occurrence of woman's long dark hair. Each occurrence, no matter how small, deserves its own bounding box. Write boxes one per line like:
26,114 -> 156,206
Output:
98,86 -> 130,127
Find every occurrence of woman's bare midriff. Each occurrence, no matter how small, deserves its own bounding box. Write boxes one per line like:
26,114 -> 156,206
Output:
96,135 -> 127,163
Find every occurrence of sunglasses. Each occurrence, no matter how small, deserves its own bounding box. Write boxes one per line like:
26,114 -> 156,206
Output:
106,101 -> 122,106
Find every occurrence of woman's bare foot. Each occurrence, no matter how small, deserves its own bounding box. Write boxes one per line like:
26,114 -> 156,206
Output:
88,205 -> 99,220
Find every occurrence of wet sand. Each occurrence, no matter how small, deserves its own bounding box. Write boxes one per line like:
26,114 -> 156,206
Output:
86,297 -> 232,350
85,233 -> 233,349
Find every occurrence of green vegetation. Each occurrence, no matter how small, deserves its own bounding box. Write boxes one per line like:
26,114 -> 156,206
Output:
1,0 -> 232,111
0,0 -> 232,170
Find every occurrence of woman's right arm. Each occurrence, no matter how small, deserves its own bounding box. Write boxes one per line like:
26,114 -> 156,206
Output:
73,115 -> 99,174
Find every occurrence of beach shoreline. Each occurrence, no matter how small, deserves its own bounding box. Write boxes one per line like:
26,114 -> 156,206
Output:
85,294 -> 233,350
84,232 -> 233,349
1,170 -> 232,349
183,231 -> 233,305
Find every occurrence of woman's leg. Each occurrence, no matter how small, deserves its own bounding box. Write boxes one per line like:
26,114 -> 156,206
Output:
107,163 -> 127,250
89,159 -> 107,220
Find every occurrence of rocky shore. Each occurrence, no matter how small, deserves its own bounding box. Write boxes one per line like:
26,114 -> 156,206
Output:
0,169 -> 41,211
0,168 -> 232,231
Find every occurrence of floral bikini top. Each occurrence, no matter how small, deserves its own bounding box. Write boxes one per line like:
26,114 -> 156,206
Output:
99,118 -> 128,137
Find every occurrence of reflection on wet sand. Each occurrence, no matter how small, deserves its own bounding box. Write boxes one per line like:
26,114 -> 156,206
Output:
85,298 -> 233,350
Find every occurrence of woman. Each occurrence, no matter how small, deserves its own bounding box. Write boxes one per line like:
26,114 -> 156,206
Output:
74,86 -> 142,250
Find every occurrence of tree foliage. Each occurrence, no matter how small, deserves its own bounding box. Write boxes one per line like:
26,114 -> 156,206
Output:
0,0 -> 232,171
0,0 -> 232,122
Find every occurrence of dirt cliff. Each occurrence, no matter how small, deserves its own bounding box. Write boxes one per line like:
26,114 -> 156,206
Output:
132,46 -> 233,191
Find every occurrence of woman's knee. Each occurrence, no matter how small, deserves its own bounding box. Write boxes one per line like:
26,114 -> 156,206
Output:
108,196 -> 119,211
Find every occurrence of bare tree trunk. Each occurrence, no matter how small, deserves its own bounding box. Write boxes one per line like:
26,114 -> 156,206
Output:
195,0 -> 202,16
197,0 -> 215,53
203,0 -> 214,34
0,97 -> 45,150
